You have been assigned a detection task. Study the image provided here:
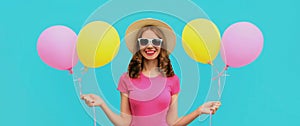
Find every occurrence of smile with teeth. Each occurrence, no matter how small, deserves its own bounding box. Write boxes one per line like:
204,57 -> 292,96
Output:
145,50 -> 156,55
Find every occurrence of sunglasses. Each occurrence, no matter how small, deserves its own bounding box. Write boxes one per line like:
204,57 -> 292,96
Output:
137,38 -> 163,47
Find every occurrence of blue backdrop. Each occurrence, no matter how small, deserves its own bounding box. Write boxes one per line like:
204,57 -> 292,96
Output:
0,0 -> 299,125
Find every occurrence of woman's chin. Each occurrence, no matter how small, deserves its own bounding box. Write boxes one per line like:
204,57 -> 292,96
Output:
143,54 -> 159,60
144,57 -> 156,60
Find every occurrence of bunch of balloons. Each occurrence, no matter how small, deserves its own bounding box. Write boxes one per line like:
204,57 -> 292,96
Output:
182,18 -> 264,125
37,21 -> 120,126
37,21 -> 120,72
182,18 -> 264,69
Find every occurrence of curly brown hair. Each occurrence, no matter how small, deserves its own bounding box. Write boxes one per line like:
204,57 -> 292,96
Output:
127,25 -> 175,78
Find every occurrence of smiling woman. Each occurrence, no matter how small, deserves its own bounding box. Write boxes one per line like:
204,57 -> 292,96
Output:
80,18 -> 221,126
128,25 -> 173,78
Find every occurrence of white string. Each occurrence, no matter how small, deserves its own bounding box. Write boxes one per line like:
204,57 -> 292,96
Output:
93,104 -> 96,126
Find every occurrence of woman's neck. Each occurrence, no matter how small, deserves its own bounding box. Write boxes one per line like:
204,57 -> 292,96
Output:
142,59 -> 159,76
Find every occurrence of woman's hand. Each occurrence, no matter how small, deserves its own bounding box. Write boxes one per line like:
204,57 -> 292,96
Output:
197,101 -> 221,115
80,94 -> 104,107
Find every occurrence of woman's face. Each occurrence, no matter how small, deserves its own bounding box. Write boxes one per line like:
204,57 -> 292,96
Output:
139,29 -> 162,60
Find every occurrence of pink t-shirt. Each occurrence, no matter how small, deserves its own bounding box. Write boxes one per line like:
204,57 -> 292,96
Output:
117,72 -> 180,126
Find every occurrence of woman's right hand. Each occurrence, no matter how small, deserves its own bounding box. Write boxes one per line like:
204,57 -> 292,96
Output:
81,94 -> 104,107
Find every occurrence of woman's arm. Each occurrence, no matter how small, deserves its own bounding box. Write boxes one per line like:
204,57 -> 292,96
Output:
167,94 -> 221,126
81,93 -> 132,126
167,94 -> 198,126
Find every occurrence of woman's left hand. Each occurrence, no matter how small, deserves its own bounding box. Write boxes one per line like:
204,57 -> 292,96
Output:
197,101 -> 221,115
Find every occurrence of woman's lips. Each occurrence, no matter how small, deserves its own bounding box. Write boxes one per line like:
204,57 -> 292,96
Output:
145,50 -> 156,56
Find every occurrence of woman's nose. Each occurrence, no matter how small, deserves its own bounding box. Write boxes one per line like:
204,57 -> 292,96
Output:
146,43 -> 154,48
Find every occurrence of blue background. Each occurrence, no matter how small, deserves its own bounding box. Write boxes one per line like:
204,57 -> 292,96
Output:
1,0 -> 299,125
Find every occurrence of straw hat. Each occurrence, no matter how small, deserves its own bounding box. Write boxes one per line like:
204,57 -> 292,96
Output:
125,18 -> 176,54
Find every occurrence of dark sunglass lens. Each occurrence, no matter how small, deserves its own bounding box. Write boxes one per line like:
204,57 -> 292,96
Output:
152,39 -> 162,46
139,39 -> 148,46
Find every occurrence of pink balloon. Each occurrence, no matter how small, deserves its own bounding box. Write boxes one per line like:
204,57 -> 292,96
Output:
221,22 -> 264,68
37,26 -> 78,71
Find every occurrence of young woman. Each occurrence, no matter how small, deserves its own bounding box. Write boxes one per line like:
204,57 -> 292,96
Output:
81,19 -> 221,126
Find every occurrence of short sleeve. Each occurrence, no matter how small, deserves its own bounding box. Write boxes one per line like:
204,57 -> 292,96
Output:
117,74 -> 129,94
170,75 -> 180,95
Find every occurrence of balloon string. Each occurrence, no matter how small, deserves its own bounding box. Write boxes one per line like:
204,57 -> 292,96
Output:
212,65 -> 228,80
74,77 -> 82,95
78,78 -> 82,96
77,67 -> 96,125
210,111 -> 212,126
80,66 -> 96,126
93,104 -> 96,126
218,77 -> 221,98
77,66 -> 87,96
81,66 -> 88,75
212,65 -> 229,98
212,64 -> 220,74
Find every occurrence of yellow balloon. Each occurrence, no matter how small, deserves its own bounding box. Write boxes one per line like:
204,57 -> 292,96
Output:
77,21 -> 120,68
182,18 -> 221,64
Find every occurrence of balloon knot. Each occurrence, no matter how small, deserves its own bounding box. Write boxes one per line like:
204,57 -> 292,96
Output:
68,69 -> 73,74
208,61 -> 213,66
224,65 -> 229,70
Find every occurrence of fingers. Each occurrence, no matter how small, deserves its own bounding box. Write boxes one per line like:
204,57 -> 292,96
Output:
210,107 -> 217,114
210,101 -> 221,107
210,101 -> 222,115
215,101 -> 221,106
85,101 -> 95,107
210,106 -> 218,114
80,94 -> 95,106
209,101 -> 221,105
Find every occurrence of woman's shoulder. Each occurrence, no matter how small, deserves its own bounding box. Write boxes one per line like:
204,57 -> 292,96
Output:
120,72 -> 130,79
168,74 -> 180,94
167,73 -> 180,81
